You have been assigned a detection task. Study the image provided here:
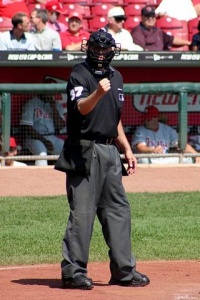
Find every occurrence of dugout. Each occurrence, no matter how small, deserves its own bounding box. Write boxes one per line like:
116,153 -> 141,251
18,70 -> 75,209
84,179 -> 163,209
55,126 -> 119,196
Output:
1,50 -> 200,164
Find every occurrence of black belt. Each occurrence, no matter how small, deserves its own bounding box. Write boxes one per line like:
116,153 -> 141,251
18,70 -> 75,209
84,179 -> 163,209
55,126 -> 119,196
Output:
68,137 -> 115,145
43,133 -> 55,136
94,137 -> 114,145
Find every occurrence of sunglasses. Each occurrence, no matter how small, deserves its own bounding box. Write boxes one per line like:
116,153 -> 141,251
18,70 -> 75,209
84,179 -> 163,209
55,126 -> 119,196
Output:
114,16 -> 127,22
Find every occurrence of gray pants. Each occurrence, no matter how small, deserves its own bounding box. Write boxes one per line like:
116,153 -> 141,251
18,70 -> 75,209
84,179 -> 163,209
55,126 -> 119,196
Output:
61,143 -> 136,281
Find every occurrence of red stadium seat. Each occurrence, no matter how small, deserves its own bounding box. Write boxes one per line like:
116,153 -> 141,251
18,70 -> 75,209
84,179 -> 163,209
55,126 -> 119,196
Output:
62,0 -> 93,5
88,16 -> 107,31
164,29 -> 189,40
91,4 -> 115,17
124,3 -> 145,16
58,13 -> 68,24
124,0 -> 157,5
163,29 -> 189,51
188,17 -> 199,35
124,16 -> 141,31
81,19 -> 89,31
170,46 -> 189,51
62,3 -> 91,19
27,2 -> 45,13
92,0 -> 124,5
157,17 -> 189,50
0,16 -> 12,32
156,17 -> 188,31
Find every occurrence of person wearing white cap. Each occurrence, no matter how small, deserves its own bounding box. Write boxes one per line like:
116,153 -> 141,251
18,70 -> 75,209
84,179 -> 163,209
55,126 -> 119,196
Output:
104,6 -> 143,51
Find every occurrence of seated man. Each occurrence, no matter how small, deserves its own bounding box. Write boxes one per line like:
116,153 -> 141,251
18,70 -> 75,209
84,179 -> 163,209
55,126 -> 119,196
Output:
188,125 -> 200,150
20,95 -> 65,166
104,6 -> 143,51
30,8 -> 62,51
0,12 -> 35,51
131,5 -> 191,51
60,12 -> 90,51
131,105 -> 200,164
1,137 -> 27,167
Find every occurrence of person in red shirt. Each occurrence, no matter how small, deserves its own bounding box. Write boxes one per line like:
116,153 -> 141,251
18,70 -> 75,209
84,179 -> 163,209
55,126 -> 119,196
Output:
60,12 -> 90,51
0,0 -> 29,19
45,0 -> 68,33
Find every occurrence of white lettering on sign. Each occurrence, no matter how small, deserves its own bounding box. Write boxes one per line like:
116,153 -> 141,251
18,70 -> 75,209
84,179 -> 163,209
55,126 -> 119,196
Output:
181,54 -> 200,60
134,94 -> 200,112
7,54 -> 53,60
113,54 -> 139,61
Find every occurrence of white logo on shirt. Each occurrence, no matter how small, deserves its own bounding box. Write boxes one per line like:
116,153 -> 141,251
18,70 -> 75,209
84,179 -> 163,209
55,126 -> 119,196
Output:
119,94 -> 124,101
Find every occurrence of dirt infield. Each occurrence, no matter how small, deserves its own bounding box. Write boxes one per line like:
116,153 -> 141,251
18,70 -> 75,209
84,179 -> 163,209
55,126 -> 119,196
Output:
1,261 -> 200,300
1,164 -> 200,197
1,165 -> 200,300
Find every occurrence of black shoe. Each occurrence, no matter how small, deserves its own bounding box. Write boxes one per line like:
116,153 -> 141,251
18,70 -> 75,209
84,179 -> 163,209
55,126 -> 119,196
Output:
109,271 -> 150,287
62,274 -> 94,290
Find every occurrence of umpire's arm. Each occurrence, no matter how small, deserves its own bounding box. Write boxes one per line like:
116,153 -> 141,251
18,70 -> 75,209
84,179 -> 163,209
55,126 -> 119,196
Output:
117,120 -> 137,174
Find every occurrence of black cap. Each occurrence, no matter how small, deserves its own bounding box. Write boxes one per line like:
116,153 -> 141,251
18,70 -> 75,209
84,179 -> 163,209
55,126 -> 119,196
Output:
141,5 -> 156,17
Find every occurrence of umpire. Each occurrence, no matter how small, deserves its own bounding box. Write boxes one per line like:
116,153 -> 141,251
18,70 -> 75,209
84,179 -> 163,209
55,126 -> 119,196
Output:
60,29 -> 150,290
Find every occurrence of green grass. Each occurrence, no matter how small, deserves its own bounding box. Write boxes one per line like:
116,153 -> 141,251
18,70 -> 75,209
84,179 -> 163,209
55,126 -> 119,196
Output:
0,192 -> 199,266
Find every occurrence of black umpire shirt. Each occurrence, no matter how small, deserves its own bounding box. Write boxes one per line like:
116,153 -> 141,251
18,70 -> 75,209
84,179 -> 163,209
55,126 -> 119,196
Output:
66,62 -> 125,140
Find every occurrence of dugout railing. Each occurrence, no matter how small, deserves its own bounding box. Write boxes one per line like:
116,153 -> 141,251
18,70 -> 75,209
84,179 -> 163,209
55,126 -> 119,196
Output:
1,82 -> 200,165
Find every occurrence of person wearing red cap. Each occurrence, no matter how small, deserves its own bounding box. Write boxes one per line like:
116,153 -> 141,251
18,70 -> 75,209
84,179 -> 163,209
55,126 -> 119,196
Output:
60,13 -> 90,51
131,105 -> 200,164
45,0 -> 67,33
131,5 -> 191,51
1,137 -> 27,167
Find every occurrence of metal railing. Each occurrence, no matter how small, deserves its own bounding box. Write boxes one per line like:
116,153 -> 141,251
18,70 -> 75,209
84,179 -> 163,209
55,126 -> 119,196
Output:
1,82 -> 200,164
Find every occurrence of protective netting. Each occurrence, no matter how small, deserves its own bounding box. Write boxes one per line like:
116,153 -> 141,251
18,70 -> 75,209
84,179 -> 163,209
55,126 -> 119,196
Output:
1,86 -> 200,165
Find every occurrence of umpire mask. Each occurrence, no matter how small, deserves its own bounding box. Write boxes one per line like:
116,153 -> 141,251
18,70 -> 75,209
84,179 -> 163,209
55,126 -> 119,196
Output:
81,29 -> 121,73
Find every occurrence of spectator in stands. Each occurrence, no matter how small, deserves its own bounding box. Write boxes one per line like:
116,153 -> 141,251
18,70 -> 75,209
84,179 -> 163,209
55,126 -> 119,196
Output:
20,95 -> 65,166
0,137 -> 27,167
30,8 -> 62,51
0,0 -> 29,19
131,105 -> 200,164
155,0 -> 197,21
131,5 -> 191,51
193,0 -> 200,16
0,12 -> 35,51
104,6 -> 143,51
45,0 -> 68,33
191,20 -> 200,50
60,12 -> 90,51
